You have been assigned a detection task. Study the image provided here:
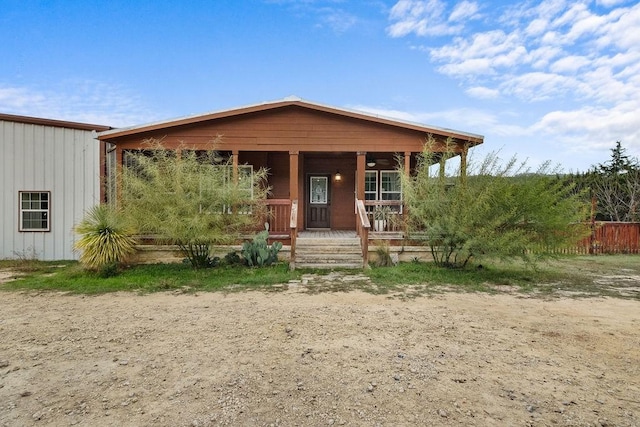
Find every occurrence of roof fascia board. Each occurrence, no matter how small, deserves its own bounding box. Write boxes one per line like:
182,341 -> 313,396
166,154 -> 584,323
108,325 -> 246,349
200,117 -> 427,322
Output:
0,112 -> 111,131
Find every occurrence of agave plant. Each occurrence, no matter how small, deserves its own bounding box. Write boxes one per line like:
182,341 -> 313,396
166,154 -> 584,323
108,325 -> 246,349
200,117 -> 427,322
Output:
74,205 -> 138,271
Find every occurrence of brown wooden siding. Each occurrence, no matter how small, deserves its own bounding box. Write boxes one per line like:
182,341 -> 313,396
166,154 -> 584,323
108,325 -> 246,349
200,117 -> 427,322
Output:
109,107 -> 465,154
266,152 -> 290,199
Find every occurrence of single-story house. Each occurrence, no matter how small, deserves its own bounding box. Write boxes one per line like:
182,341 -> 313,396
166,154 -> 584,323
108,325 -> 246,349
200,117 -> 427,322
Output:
0,114 -> 110,260
97,96 -> 483,267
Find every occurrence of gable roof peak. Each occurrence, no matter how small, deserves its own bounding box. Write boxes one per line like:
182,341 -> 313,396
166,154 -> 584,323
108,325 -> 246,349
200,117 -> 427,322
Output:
97,97 -> 484,144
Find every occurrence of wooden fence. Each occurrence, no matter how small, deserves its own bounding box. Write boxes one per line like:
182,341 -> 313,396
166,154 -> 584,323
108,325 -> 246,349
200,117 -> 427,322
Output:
577,222 -> 640,254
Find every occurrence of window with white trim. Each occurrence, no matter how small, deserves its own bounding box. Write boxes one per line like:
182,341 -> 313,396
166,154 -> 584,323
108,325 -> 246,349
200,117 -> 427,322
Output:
19,191 -> 50,231
364,171 -> 378,201
380,171 -> 402,202
235,165 -> 254,214
214,164 -> 254,214
381,171 -> 403,214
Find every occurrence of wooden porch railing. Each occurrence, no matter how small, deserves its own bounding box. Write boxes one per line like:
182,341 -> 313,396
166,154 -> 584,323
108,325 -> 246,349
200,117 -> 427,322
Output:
356,199 -> 371,267
363,200 -> 404,232
265,199 -> 292,237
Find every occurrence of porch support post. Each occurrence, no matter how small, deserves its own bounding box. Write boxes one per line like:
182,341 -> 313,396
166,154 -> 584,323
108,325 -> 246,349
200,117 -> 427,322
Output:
438,153 -> 446,184
229,150 -> 240,215
356,152 -> 366,201
404,151 -> 411,177
289,151 -> 300,259
232,150 -> 239,184
460,143 -> 468,187
289,151 -> 299,202
403,151 -> 411,238
115,148 -> 123,207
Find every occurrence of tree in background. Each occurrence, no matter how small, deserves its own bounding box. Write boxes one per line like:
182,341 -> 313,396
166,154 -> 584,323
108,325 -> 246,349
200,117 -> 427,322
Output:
588,141 -> 640,222
401,138 -> 590,268
120,138 -> 269,268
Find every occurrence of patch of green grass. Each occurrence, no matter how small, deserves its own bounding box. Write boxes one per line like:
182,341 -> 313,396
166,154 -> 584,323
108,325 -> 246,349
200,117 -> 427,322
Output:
367,255 -> 640,299
2,255 -> 638,299
1,262 -> 301,294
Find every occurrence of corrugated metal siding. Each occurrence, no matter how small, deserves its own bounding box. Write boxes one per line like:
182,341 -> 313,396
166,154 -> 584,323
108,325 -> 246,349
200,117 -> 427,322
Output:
0,119 -> 101,260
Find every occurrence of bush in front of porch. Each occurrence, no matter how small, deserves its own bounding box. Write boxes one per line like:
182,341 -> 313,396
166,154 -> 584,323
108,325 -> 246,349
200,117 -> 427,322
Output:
120,138 -> 270,269
401,138 -> 590,268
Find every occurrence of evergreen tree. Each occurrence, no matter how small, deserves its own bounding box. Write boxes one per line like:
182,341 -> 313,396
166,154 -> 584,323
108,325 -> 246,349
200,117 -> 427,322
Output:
589,141 -> 640,222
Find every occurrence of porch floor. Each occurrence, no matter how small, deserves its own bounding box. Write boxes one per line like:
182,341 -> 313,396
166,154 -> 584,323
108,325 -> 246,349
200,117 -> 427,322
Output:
298,230 -> 357,239
297,230 -> 404,240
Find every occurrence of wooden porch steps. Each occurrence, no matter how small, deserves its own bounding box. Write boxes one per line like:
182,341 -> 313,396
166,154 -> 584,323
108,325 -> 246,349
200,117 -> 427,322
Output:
293,232 -> 364,269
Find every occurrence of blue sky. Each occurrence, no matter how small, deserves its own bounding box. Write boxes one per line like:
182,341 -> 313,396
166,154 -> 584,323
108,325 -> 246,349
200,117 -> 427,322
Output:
1,0 -> 639,172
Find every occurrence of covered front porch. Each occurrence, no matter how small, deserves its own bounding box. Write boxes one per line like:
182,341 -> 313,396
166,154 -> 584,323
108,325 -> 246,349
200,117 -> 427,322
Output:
258,148 -> 465,268
260,150 -> 413,234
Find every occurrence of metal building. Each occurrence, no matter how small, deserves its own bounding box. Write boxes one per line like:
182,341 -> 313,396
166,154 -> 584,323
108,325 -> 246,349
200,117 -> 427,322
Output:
0,114 -> 110,260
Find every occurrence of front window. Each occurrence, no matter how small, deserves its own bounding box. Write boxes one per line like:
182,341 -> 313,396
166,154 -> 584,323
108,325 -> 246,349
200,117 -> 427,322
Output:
211,164 -> 254,214
365,171 -> 378,201
380,171 -> 402,202
19,191 -> 50,231
230,165 -> 254,214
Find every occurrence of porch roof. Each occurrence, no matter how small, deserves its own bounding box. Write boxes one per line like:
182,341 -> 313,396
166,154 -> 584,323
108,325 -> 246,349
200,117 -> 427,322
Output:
96,96 -> 484,145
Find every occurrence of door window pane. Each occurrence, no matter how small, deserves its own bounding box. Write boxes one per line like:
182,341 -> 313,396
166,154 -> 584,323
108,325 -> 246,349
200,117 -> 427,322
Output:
310,177 -> 328,204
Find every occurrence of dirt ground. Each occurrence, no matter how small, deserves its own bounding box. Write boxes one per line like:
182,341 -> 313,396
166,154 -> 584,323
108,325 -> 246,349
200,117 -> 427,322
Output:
1,276 -> 639,426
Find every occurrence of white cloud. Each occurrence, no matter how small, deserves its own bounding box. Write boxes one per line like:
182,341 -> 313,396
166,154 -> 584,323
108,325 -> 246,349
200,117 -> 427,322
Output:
268,0 -> 360,34
398,0 -> 640,113
387,0 -> 466,37
317,8 -> 358,33
549,55 -> 591,73
449,1 -> 480,22
524,18 -> 548,36
530,102 -> 640,153
500,71 -> 587,101
596,0 -> 626,6
595,2 -> 640,50
0,81 -> 159,127
466,86 -> 500,99
349,104 -> 523,138
430,30 -> 527,76
385,0 -> 640,166
0,86 -> 47,109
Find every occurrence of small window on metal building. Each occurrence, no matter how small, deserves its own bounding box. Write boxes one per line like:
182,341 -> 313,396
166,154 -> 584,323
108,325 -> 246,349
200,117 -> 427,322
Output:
19,191 -> 51,232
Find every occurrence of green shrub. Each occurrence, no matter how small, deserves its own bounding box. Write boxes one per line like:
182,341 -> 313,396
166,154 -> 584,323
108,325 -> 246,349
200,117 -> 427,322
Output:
241,230 -> 283,267
224,251 -> 243,266
74,205 -> 138,272
98,262 -> 119,278
120,139 -> 270,269
374,241 -> 394,267
402,137 -> 590,268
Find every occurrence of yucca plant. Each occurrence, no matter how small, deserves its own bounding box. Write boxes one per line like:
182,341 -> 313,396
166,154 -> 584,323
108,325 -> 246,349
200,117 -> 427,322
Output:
74,205 -> 138,271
